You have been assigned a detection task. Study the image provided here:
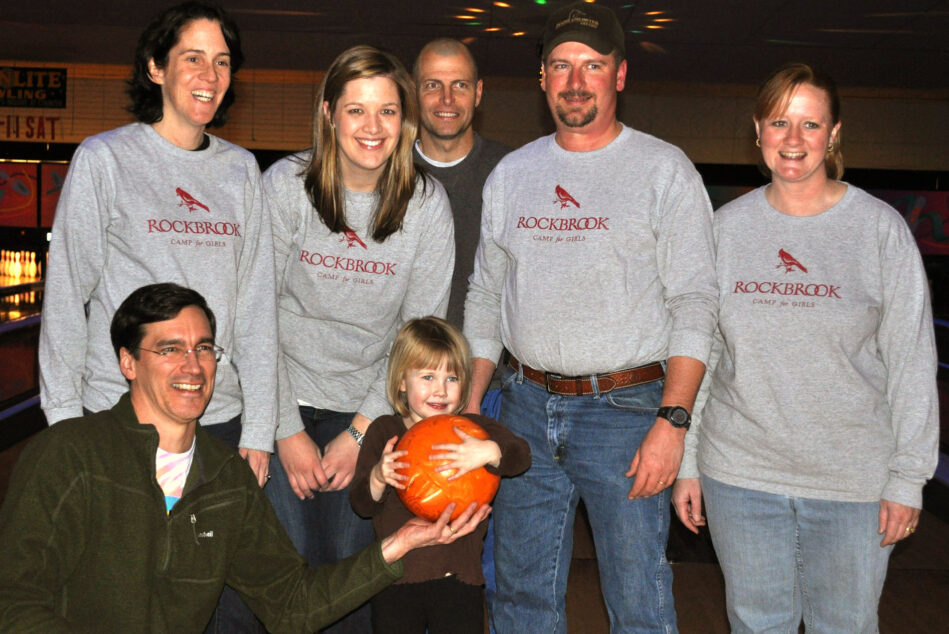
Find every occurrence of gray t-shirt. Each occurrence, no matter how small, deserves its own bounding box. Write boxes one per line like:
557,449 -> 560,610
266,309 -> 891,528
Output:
693,185 -> 938,508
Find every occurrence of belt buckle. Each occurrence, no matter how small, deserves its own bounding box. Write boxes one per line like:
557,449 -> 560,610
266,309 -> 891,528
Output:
545,372 -> 576,395
545,372 -> 585,396
544,372 -> 560,394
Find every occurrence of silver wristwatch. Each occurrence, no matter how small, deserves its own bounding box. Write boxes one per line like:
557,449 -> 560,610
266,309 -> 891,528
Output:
346,423 -> 365,446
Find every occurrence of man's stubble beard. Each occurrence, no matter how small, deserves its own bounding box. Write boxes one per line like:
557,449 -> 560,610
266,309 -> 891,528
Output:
555,91 -> 597,128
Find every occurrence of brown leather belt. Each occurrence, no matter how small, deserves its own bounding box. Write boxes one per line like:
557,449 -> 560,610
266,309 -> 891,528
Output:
508,357 -> 664,396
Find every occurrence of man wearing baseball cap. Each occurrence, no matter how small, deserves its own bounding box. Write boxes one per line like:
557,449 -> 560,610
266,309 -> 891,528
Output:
463,2 -> 717,631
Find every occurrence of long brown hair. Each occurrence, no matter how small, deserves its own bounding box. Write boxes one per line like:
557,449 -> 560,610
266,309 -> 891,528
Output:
302,45 -> 422,242
754,62 -> 843,180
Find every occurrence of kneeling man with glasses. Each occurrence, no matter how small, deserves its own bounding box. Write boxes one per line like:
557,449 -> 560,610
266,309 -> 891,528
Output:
0,283 -> 488,632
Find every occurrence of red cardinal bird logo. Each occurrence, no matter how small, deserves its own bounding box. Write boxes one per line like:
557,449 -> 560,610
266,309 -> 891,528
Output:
340,230 -> 367,249
554,185 -> 580,209
175,188 -> 210,213
776,249 -> 807,273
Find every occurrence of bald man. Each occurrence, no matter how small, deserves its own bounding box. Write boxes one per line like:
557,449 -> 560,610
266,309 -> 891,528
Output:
413,38 -> 510,330
413,39 -> 512,627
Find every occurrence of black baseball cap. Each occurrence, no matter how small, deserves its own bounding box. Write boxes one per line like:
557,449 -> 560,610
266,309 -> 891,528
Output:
541,1 -> 626,61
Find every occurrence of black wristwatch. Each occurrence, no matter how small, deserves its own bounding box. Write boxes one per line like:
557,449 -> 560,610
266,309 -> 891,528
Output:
657,406 -> 691,430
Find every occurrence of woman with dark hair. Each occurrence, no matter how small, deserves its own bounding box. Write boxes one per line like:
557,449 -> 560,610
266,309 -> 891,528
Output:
262,45 -> 454,633
673,63 -> 939,632
126,1 -> 243,129
39,3 -> 277,631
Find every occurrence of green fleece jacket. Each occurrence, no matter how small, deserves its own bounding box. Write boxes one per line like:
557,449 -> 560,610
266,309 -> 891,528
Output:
0,394 -> 403,632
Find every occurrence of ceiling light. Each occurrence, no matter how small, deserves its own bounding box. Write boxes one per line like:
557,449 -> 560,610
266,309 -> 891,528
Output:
639,41 -> 667,54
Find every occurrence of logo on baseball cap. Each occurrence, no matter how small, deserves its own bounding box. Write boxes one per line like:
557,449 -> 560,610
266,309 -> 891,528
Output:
541,2 -> 626,61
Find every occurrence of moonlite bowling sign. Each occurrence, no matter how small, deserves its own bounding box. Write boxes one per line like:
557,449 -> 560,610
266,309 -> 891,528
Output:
0,67 -> 67,108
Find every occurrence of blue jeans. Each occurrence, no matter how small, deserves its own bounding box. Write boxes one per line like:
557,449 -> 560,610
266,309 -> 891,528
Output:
492,368 -> 676,634
701,475 -> 892,633
480,388 -> 503,633
265,407 -> 375,633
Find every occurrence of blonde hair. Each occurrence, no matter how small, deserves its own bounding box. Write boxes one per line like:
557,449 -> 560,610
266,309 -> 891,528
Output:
302,45 -> 423,242
754,62 -> 843,180
386,317 -> 472,417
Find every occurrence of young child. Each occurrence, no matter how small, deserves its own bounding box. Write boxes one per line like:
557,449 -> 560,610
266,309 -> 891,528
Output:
350,316 -> 530,634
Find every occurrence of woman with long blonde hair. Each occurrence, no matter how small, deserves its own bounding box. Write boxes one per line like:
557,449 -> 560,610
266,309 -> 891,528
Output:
262,45 -> 454,633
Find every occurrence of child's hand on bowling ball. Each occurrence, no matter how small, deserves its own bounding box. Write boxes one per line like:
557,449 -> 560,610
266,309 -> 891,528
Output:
372,436 -> 410,490
430,428 -> 501,480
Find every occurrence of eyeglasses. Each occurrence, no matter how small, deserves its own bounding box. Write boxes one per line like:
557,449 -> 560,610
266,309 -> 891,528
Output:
137,344 -> 224,363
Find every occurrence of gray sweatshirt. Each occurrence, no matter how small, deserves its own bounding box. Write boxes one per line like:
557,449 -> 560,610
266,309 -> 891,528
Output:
691,185 -> 938,508
263,154 -> 454,439
39,123 -> 279,452
464,125 -> 717,374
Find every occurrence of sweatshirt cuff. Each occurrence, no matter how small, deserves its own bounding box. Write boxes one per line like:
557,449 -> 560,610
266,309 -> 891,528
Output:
274,407 -> 306,441
468,338 -> 504,367
677,419 -> 701,479
667,330 -> 712,367
881,474 -> 924,509
359,393 -> 393,424
43,405 -> 85,426
677,456 -> 700,480
237,421 -> 276,453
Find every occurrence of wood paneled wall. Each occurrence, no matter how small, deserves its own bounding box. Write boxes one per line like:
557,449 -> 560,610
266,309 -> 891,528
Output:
1,61 -> 946,171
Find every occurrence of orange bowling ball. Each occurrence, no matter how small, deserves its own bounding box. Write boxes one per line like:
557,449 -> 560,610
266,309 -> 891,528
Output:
396,414 -> 501,521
